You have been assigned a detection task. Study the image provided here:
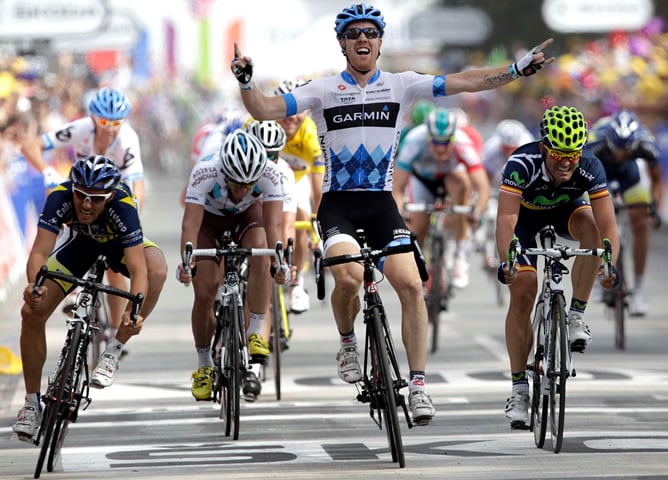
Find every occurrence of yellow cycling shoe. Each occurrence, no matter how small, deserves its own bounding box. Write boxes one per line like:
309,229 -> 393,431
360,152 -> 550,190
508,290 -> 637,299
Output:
191,366 -> 214,401
248,333 -> 270,363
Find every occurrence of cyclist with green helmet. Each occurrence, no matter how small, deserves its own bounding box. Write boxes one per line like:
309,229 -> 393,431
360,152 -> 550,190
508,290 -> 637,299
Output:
495,106 -> 619,430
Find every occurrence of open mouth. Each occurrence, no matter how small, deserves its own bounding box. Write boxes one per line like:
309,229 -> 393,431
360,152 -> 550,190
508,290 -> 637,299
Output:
356,47 -> 370,56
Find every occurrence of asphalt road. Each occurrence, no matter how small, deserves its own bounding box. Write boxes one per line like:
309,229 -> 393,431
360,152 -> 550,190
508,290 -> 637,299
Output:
1,171 -> 668,479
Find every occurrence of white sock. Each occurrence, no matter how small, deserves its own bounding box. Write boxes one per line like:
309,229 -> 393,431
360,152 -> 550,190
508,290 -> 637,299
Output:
247,312 -> 264,336
196,346 -> 213,368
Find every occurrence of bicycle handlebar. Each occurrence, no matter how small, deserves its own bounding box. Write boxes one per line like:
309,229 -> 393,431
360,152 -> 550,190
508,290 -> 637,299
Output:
404,203 -> 474,215
315,233 -> 428,300
33,266 -> 144,324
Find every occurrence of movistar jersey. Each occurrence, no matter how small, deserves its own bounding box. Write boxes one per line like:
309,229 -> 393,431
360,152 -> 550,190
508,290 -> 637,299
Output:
500,141 -> 609,210
284,69 -> 452,193
42,117 -> 143,182
39,181 -> 143,248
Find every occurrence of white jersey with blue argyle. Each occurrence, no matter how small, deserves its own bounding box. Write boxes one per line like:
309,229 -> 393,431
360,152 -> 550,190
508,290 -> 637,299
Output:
283,69 -> 453,193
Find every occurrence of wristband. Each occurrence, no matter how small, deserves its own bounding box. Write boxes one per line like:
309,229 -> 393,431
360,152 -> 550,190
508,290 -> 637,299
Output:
509,64 -> 519,79
239,82 -> 253,91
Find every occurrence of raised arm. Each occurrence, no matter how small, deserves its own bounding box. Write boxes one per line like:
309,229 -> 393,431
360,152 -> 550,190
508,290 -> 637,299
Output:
231,43 -> 288,121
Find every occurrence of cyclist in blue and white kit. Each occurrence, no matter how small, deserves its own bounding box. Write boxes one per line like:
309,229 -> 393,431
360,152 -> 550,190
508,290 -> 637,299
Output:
496,106 -> 619,429
231,2 -> 554,426
12,155 -> 166,442
586,110 -> 663,316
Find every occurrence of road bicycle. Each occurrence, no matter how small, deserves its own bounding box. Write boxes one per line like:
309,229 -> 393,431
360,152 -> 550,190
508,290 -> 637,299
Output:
62,285 -> 110,369
404,200 -> 473,354
314,229 -> 428,468
183,235 -> 282,440
31,255 -> 143,478
507,226 -> 612,453
603,183 -> 654,349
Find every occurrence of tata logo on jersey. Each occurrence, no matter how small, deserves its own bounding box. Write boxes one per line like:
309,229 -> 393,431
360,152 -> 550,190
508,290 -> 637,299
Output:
324,103 -> 400,131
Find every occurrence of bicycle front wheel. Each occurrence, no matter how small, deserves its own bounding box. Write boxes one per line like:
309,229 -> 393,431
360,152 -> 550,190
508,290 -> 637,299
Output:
613,246 -> 626,350
369,306 -> 405,467
531,307 -> 548,448
221,301 -> 242,440
549,295 -> 568,453
35,324 -> 82,478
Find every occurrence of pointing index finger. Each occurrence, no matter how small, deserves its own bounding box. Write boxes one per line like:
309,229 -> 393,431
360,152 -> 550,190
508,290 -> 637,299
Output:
234,42 -> 241,58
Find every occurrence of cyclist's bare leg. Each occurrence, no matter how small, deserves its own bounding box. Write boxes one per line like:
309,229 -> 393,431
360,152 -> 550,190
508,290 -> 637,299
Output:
294,208 -> 310,279
569,209 -> 602,301
408,212 -> 430,247
19,279 -> 65,393
628,207 -> 649,279
384,253 -> 428,371
505,271 -> 536,373
326,241 -> 363,335
242,227 -> 272,322
141,245 -> 168,317
191,259 -> 219,348
445,171 -> 471,244
106,271 -> 127,330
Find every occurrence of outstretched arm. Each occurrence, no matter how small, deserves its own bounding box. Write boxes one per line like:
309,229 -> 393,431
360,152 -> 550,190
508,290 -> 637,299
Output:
446,38 -> 555,94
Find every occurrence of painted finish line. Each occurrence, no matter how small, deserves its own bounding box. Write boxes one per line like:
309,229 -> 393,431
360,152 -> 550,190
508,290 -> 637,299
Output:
58,434 -> 668,470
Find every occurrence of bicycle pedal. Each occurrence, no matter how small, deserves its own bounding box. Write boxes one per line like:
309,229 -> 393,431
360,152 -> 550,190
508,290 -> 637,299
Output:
510,420 -> 530,430
570,341 -> 586,353
413,416 -> 433,427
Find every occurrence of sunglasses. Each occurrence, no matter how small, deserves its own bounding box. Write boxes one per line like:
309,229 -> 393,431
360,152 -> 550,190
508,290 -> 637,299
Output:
226,179 -> 256,189
72,185 -> 114,204
94,116 -> 124,128
342,27 -> 382,40
545,146 -> 582,165
430,136 -> 454,147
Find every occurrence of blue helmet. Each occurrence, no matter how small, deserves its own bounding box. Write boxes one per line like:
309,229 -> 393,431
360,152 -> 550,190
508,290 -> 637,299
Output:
334,4 -> 385,38
70,155 -> 121,191
607,110 -> 640,151
89,87 -> 131,120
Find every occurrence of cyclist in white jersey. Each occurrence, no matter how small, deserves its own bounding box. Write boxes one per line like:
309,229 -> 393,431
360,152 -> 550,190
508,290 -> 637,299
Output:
483,119 -> 535,188
20,87 -> 155,356
231,2 -> 554,426
176,129 -> 288,403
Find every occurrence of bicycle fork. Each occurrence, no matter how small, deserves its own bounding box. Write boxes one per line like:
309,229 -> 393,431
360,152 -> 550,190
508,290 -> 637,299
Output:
545,263 -> 575,383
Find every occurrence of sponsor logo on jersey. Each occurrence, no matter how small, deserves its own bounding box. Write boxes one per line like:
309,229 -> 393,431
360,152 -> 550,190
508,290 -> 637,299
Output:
324,102 -> 400,131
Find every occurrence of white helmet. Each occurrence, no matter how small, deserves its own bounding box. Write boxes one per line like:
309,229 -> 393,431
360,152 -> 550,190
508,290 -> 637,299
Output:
496,119 -> 530,147
274,79 -> 303,95
219,129 -> 267,184
245,120 -> 286,154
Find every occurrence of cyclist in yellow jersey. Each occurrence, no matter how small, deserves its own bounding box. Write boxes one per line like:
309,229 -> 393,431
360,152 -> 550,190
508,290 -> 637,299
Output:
275,80 -> 325,313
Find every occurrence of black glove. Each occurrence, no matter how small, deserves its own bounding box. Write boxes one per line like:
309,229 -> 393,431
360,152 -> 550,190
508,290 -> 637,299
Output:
232,61 -> 253,86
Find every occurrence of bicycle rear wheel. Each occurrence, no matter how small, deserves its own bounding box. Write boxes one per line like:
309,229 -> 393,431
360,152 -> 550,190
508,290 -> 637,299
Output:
427,236 -> 445,354
35,324 -> 82,478
368,306 -> 405,467
531,306 -> 548,448
549,295 -> 568,453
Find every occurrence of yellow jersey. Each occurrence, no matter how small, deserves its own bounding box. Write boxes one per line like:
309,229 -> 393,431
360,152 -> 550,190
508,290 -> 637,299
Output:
281,116 -> 325,183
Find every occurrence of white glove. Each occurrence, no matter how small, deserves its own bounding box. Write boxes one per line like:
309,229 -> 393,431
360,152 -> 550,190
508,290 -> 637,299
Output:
510,41 -> 548,78
43,166 -> 65,189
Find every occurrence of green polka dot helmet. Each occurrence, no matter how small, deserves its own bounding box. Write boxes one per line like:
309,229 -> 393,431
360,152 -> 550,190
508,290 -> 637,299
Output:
540,106 -> 587,151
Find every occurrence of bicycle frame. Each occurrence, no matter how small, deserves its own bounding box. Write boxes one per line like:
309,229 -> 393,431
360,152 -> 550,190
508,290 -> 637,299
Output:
31,256 -> 143,478
508,227 -> 611,453
183,237 -> 282,439
314,229 -> 429,468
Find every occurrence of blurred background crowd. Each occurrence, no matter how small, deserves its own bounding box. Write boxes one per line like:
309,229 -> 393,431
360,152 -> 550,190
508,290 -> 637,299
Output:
1,0 -> 668,299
